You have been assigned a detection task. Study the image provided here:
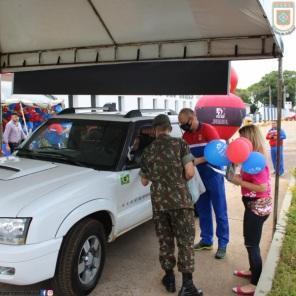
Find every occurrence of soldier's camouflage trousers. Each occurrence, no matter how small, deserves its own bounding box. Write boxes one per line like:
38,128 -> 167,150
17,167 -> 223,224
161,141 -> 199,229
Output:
153,208 -> 195,273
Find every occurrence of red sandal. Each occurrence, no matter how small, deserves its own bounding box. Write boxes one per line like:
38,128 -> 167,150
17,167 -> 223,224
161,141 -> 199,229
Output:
233,270 -> 252,278
232,286 -> 255,295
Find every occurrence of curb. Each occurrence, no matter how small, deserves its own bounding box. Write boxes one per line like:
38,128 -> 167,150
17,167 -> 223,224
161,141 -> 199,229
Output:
255,176 -> 295,295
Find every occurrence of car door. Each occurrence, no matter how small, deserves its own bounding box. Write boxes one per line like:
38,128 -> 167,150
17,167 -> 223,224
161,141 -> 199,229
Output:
114,121 -> 155,235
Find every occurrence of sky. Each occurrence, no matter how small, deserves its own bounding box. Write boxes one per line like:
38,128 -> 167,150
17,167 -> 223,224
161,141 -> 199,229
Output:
233,32 -> 296,89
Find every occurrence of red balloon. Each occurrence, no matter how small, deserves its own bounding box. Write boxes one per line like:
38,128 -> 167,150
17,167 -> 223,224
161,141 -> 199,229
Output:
48,123 -> 63,134
230,67 -> 238,93
226,138 -> 250,164
195,93 -> 246,140
239,137 -> 253,152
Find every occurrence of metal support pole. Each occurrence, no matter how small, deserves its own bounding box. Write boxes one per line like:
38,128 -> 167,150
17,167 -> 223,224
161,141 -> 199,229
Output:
68,95 -> 74,108
273,56 -> 283,234
137,97 -> 142,110
118,96 -> 122,112
269,85 -> 272,121
0,74 -> 2,147
91,94 -> 96,108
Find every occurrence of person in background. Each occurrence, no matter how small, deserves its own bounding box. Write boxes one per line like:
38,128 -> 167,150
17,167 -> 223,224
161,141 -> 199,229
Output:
229,124 -> 271,295
266,121 -> 286,176
3,112 -> 27,153
127,135 -> 142,165
243,116 -> 253,126
178,108 -> 229,259
140,114 -> 203,296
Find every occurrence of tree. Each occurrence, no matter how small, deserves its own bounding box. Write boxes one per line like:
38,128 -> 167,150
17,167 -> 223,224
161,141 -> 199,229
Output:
239,70 -> 296,108
250,103 -> 258,114
236,88 -> 252,104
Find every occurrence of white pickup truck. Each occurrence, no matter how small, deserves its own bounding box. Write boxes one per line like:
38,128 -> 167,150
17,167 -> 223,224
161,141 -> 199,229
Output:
0,110 -> 182,295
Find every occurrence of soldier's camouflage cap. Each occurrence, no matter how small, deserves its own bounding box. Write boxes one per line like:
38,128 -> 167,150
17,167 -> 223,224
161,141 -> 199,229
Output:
152,114 -> 172,128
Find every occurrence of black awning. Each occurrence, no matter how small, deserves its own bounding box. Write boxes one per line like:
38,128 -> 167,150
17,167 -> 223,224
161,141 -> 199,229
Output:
13,60 -> 229,95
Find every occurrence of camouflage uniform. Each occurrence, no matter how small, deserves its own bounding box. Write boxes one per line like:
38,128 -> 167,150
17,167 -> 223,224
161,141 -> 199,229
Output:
140,134 -> 195,273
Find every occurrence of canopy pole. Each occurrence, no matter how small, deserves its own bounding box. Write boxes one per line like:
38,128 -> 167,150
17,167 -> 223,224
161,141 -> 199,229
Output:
19,102 -> 29,135
273,56 -> 283,234
0,74 -> 2,147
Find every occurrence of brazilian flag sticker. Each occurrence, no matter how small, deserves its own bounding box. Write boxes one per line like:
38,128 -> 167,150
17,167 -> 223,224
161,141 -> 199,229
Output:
120,173 -> 130,185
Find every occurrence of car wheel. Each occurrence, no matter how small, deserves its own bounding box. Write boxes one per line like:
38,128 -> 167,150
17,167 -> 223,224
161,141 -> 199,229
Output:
53,218 -> 106,296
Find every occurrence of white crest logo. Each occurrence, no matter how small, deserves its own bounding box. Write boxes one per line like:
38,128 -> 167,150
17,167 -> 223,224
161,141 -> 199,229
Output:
216,108 -> 226,119
272,1 -> 295,35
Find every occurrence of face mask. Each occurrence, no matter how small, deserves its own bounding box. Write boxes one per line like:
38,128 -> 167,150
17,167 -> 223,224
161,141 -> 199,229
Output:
180,122 -> 192,132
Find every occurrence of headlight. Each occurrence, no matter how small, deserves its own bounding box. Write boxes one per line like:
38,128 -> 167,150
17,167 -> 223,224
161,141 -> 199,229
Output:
0,218 -> 31,245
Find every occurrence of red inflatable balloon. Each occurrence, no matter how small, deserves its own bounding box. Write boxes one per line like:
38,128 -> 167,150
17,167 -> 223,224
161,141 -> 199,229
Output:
48,123 -> 63,134
195,93 -> 246,140
226,138 -> 250,164
239,137 -> 253,152
230,67 -> 238,93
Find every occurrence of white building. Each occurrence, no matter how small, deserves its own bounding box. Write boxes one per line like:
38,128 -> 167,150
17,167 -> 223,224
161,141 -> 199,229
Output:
1,77 -> 199,113
49,94 -> 199,113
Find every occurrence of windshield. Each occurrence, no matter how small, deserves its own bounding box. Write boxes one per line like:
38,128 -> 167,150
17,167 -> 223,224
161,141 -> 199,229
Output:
18,119 -> 128,170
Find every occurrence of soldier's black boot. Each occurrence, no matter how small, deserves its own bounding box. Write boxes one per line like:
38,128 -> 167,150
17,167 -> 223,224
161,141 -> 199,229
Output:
162,270 -> 176,293
178,273 -> 203,296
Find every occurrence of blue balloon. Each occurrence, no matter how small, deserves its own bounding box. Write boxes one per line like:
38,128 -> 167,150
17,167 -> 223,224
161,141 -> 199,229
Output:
54,105 -> 63,113
27,121 -> 34,130
242,152 -> 266,175
8,104 -> 16,111
1,143 -> 11,157
204,140 -> 230,166
33,121 -> 42,130
45,131 -> 61,145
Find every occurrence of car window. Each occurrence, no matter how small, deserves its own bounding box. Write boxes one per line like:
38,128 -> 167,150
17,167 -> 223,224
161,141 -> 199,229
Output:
171,123 -> 183,138
125,125 -> 155,169
21,119 -> 128,170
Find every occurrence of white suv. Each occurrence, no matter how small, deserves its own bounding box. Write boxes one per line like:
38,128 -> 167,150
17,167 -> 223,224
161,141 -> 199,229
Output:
0,111 -> 182,295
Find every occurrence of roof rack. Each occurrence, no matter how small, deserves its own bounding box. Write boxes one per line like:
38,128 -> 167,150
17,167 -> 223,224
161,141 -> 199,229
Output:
140,109 -> 177,115
58,107 -> 177,118
57,103 -> 118,115
58,107 -> 76,115
124,110 -> 142,118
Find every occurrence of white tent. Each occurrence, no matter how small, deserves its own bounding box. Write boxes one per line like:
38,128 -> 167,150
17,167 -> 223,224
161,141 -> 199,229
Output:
0,0 -> 286,230
0,0 -> 283,72
2,94 -> 64,108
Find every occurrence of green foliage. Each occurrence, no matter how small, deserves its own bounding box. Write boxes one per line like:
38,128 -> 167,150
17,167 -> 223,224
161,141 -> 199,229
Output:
237,70 -> 296,107
268,181 -> 296,296
250,103 -> 258,114
236,88 -> 252,104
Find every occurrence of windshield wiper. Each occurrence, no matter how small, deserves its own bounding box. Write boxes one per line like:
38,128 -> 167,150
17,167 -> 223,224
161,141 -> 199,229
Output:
16,147 -> 33,153
17,147 -> 93,168
34,150 -> 85,166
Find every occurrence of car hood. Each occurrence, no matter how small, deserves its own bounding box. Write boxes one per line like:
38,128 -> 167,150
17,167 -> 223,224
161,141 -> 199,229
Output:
0,156 -> 93,217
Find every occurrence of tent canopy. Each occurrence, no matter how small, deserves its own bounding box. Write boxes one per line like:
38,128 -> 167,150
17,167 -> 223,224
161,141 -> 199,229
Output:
2,94 -> 63,107
0,0 -> 283,73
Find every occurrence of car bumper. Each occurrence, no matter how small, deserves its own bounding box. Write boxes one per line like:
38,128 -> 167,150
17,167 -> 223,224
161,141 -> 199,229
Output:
0,238 -> 62,285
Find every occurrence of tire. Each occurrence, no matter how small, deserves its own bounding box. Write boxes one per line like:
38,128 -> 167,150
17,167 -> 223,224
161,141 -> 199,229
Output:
53,218 -> 106,296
